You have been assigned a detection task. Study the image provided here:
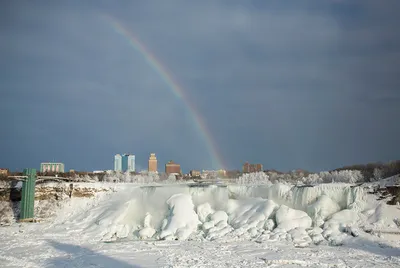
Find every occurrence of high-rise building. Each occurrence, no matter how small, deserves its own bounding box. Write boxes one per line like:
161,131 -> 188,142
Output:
121,154 -> 135,172
122,155 -> 127,171
165,160 -> 181,175
115,153 -> 135,172
148,153 -> 157,173
40,162 -> 65,173
114,154 -> 122,172
127,154 -> 135,172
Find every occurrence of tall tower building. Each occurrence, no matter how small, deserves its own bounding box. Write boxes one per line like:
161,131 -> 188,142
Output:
148,153 -> 157,173
122,154 -> 128,172
114,154 -> 122,172
127,154 -> 135,172
121,154 -> 135,172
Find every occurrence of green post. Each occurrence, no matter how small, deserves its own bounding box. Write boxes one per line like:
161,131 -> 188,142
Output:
20,168 -> 36,220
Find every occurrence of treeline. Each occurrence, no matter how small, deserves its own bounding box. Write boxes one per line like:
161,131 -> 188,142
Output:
263,161 -> 400,183
333,160 -> 400,181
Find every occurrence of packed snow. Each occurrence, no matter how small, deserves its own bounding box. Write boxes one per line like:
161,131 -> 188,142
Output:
29,182 -> 400,245
0,176 -> 399,267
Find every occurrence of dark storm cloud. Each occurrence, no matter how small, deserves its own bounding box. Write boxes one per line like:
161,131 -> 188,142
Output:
0,0 -> 399,172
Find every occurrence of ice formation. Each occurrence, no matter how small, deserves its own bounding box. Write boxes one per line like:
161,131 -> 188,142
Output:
49,182 -> 399,247
275,205 -> 312,231
159,193 -> 200,240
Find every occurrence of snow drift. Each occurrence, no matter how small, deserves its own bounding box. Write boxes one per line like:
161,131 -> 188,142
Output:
51,182 -> 399,247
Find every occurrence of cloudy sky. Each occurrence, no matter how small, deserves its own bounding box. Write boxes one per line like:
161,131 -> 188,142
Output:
1,0 -> 399,173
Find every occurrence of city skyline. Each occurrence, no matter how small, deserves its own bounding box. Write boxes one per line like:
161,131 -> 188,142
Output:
1,1 -> 399,173
3,153 -> 264,174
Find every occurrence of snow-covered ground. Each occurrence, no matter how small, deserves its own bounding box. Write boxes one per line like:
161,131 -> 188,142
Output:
0,181 -> 399,267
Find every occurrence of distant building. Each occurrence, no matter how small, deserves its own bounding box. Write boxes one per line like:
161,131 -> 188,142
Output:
242,162 -> 263,173
148,153 -> 158,173
114,154 -> 122,172
165,160 -> 181,175
190,170 -> 201,177
41,162 -> 65,173
201,169 -> 227,178
121,154 -> 135,172
128,155 -> 135,172
217,169 -> 227,177
201,170 -> 212,179
0,168 -> 9,176
201,169 -> 226,179
226,170 -> 241,178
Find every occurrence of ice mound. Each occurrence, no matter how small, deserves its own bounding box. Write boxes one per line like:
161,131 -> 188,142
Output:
324,209 -> 361,231
227,198 -> 278,229
210,210 -> 229,223
94,199 -> 139,241
275,205 -> 312,231
289,228 -> 312,247
51,182 -> 398,247
197,203 -> 214,223
306,195 -> 341,227
224,199 -> 275,239
159,194 -> 201,240
321,209 -> 364,245
138,213 -> 156,239
307,227 -> 325,245
203,210 -> 233,240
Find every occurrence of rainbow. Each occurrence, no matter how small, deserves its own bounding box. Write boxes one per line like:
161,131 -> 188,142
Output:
103,15 -> 225,170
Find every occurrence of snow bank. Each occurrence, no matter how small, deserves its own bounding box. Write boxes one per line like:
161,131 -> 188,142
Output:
377,174 -> 400,188
43,182 -> 399,247
0,201 -> 18,225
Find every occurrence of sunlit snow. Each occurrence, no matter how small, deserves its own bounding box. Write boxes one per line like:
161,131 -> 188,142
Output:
0,172 -> 399,267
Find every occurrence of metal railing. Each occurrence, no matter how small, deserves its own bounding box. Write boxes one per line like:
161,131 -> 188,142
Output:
7,175 -> 67,182
6,176 -> 28,181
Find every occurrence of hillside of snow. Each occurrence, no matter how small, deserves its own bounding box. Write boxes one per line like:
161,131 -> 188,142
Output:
1,173 -> 399,267
37,181 -> 399,246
